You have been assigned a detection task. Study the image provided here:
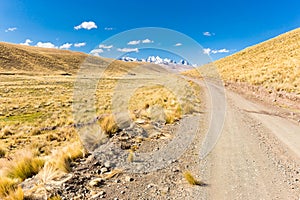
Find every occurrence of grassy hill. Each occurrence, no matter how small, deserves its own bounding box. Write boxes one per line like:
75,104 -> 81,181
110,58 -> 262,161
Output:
0,42 -> 88,74
192,28 -> 300,94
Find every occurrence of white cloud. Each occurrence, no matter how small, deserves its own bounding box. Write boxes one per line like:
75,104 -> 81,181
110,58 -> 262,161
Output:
203,48 -> 211,55
74,42 -> 86,47
36,42 -> 57,48
59,43 -> 72,49
74,21 -> 97,30
211,48 -> 229,54
99,44 -> 113,49
174,43 -> 182,46
203,32 -> 215,36
20,39 -> 33,46
5,27 -> 17,32
203,32 -> 211,36
127,39 -> 154,45
104,27 -> 114,31
90,49 -> 104,56
128,40 -> 140,45
142,38 -> 154,43
117,48 -> 139,53
203,48 -> 229,55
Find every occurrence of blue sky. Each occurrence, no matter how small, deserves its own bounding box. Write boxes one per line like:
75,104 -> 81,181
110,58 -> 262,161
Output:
1,0 -> 300,63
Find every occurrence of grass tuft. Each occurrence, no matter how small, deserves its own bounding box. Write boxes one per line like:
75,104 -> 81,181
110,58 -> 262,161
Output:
98,114 -> 119,136
183,171 -> 205,186
49,142 -> 85,173
0,177 -> 18,197
49,195 -> 62,200
5,186 -> 24,200
6,152 -> 45,181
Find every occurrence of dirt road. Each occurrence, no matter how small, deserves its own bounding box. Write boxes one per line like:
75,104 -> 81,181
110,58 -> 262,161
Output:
201,81 -> 300,199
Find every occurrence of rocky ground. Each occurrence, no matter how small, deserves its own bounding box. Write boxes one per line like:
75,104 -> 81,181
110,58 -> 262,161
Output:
21,80 -> 300,200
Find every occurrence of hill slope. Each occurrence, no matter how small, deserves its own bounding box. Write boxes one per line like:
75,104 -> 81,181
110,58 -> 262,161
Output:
0,42 -> 89,73
0,42 -> 141,75
214,28 -> 300,94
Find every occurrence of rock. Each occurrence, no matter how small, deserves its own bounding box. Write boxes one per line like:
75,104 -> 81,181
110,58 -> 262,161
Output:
85,154 -> 96,163
162,186 -> 170,193
89,178 -> 104,187
101,167 -> 108,173
125,176 -> 134,182
135,119 -> 146,124
121,190 -> 125,194
120,142 -> 131,150
149,105 -> 166,123
147,184 -> 154,189
172,168 -> 179,172
104,161 -> 111,168
90,193 -> 101,199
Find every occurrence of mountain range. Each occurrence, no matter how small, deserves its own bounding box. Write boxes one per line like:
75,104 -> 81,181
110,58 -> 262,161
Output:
119,56 -> 191,66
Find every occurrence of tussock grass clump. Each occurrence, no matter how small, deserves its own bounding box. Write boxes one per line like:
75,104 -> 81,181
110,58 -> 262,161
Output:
49,142 -> 85,173
0,177 -> 18,197
6,154 -> 45,181
183,171 -> 204,186
5,186 -> 24,200
49,195 -> 62,200
98,114 -> 119,136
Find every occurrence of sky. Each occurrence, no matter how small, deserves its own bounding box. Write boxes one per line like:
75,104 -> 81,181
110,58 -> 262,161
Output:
1,0 -> 300,63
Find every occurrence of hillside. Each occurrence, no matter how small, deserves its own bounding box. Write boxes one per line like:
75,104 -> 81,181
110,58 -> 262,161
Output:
214,28 -> 300,94
0,42 -> 90,74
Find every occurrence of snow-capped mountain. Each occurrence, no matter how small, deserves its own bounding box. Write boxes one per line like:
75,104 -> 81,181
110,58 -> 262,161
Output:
119,56 -> 190,66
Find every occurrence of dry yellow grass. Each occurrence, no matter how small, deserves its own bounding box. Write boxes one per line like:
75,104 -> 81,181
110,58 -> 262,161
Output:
0,177 -> 18,197
4,187 -> 24,200
0,41 -> 203,198
183,171 -> 204,186
5,151 -> 44,181
193,28 -> 300,94
48,142 -> 85,173
0,42 -> 87,74
49,195 -> 62,200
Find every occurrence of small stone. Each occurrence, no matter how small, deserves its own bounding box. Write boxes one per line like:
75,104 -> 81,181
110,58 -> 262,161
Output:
120,190 -> 125,194
136,119 -> 146,124
162,186 -> 170,193
104,161 -> 111,168
101,167 -> 108,173
115,179 -> 121,183
125,176 -> 134,182
99,191 -> 106,195
172,168 -> 179,172
91,193 -> 101,199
